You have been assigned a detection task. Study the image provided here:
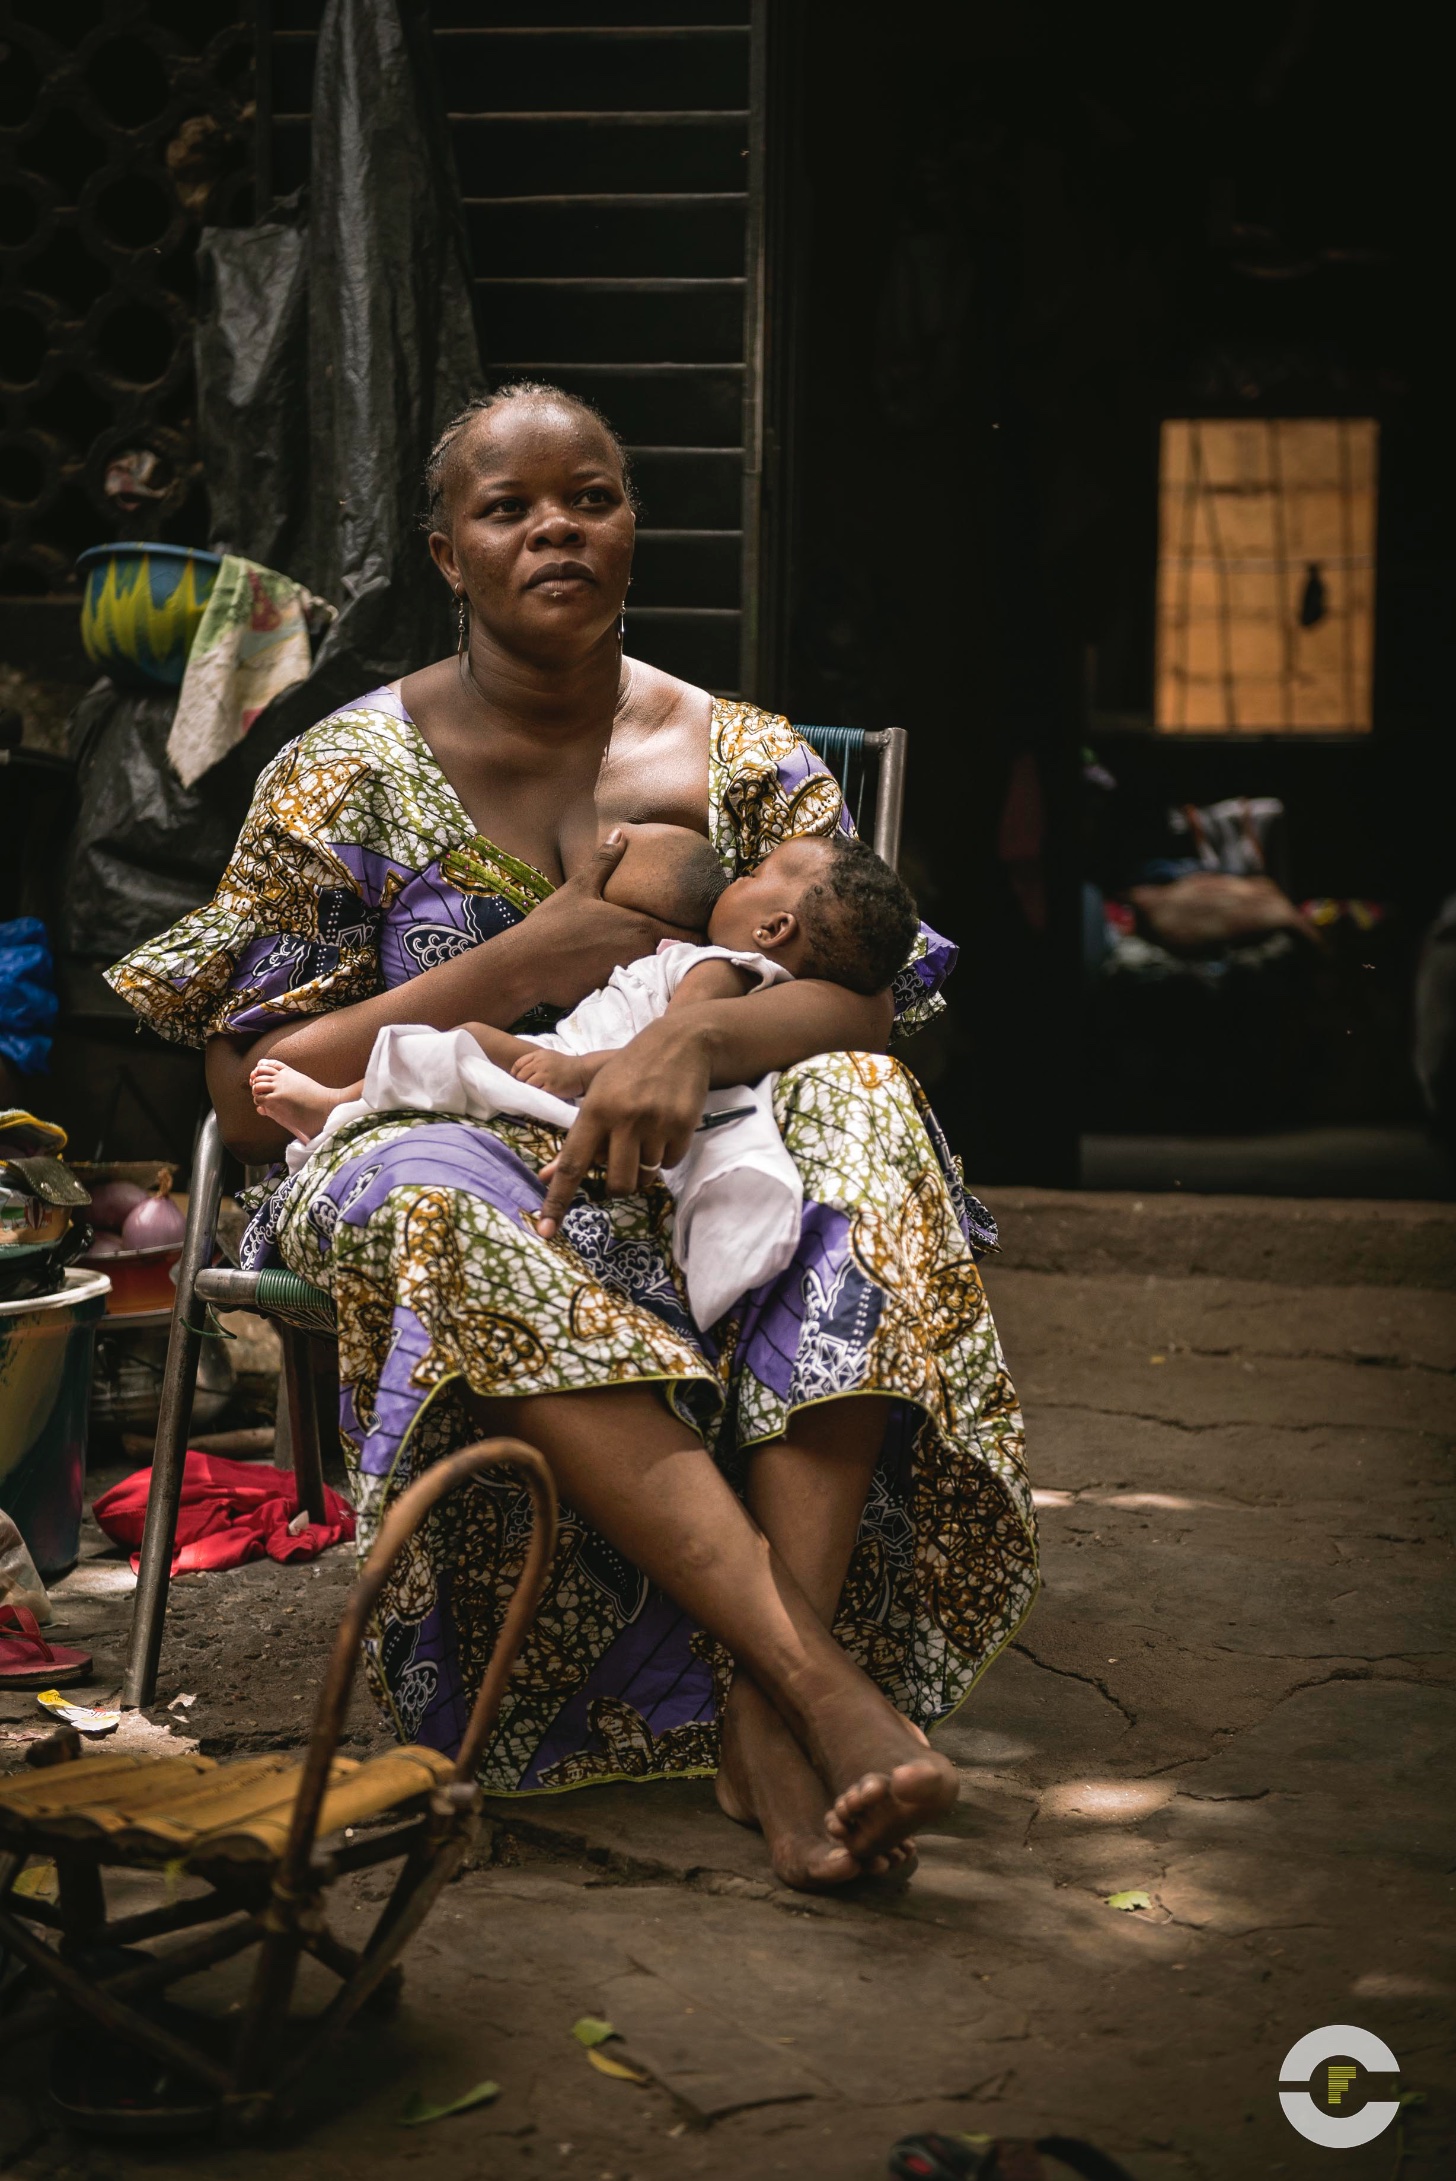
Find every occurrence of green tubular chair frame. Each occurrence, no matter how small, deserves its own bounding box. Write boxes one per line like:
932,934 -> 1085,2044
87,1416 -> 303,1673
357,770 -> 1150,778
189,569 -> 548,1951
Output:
122,722 -> 907,1708
796,724 -> 906,866
121,1117 -> 340,1708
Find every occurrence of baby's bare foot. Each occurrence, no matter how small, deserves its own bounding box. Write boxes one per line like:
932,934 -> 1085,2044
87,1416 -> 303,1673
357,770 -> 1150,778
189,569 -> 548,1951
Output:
250,1059 -> 342,1142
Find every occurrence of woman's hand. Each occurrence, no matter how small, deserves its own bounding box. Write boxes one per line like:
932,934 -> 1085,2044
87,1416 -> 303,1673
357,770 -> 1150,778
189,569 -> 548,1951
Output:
536,1015 -> 710,1235
534,975 -> 893,1234
522,830 -> 697,1008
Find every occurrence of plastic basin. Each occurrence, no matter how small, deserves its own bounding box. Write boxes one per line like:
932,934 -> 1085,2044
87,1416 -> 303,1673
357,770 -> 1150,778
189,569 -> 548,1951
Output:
81,1243 -> 182,1316
77,542 -> 221,690
0,1269 -> 110,1577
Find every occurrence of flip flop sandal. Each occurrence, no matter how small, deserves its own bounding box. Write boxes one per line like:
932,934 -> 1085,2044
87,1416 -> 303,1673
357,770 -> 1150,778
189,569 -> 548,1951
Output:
0,1603 -> 92,1689
889,2134 -> 1136,2181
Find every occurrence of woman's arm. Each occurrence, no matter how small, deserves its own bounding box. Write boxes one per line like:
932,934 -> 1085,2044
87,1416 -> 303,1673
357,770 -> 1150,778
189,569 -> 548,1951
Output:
535,978 -> 892,1233
206,832 -> 692,1160
690,976 -> 893,1078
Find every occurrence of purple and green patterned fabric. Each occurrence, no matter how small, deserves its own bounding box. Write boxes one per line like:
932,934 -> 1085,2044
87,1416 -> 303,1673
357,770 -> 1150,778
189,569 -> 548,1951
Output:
108,693 -> 1035,1793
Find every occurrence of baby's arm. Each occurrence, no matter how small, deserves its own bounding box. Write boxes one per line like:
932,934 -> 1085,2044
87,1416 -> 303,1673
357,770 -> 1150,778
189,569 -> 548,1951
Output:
460,1019 -> 539,1072
667,958 -> 757,1007
515,960 -> 757,1095
461,1019 -> 599,1100
479,962 -> 759,1101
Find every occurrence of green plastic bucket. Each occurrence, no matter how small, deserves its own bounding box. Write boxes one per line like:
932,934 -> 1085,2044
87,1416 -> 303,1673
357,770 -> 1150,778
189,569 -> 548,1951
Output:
0,1269 -> 110,1578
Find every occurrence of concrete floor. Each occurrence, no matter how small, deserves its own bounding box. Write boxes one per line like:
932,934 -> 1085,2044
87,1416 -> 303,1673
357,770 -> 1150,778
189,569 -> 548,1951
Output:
2,1190 -> 1453,2180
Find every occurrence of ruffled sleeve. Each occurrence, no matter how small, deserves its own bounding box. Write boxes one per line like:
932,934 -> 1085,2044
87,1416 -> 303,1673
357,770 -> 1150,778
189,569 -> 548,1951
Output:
708,701 -> 957,1037
106,729 -> 384,1047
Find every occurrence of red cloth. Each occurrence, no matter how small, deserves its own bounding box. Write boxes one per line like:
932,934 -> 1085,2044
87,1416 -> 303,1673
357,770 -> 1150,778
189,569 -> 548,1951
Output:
93,1451 -> 355,1574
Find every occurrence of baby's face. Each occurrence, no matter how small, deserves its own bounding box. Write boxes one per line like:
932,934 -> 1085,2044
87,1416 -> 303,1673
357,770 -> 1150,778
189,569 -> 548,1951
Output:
707,836 -> 833,958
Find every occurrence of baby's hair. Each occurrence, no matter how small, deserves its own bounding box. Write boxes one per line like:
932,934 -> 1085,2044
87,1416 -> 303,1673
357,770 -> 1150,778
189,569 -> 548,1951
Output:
607,823 -> 727,934
422,382 -> 639,533
795,835 -> 919,995
665,835 -> 732,932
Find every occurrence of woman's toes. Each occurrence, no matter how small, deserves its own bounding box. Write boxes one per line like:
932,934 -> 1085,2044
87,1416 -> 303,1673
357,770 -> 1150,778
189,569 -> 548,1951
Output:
829,1756 -> 956,1861
825,1772 -> 890,1845
788,1837 -> 859,1889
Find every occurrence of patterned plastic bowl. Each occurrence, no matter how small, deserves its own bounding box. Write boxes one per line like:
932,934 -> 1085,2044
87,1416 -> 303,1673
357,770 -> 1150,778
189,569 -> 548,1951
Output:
77,542 -> 222,690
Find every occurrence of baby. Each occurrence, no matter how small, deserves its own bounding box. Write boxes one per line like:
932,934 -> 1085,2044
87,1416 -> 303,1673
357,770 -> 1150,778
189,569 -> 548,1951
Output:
251,824 -> 918,1325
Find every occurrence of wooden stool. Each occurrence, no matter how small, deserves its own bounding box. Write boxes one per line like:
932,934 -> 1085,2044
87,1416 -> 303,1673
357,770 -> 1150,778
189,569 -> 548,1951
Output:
0,1438 -> 557,2135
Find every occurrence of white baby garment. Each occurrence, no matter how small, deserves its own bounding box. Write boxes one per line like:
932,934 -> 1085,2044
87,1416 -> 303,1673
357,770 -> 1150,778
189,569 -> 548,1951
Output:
526,940 -> 788,1055
287,941 -> 804,1328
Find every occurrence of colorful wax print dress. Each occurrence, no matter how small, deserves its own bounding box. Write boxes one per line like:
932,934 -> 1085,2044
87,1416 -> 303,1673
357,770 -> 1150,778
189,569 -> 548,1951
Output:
109,690 -> 1037,1793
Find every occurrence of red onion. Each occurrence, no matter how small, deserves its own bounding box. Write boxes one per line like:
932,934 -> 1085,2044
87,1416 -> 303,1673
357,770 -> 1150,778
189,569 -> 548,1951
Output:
86,1179 -> 148,1230
83,1231 -> 125,1258
120,1169 -> 186,1251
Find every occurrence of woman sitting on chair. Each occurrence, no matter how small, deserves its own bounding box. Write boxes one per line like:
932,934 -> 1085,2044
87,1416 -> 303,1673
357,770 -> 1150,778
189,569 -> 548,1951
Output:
108,384 -> 1037,1893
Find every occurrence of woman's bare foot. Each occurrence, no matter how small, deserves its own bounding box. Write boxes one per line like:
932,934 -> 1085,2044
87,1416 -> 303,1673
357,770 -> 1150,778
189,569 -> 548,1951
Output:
807,1679 -> 959,1867
249,1057 -> 345,1142
715,1676 -> 914,1891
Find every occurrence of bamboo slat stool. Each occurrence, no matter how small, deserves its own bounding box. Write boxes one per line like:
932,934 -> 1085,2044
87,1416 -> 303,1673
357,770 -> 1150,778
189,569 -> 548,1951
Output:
0,1439 -> 557,2136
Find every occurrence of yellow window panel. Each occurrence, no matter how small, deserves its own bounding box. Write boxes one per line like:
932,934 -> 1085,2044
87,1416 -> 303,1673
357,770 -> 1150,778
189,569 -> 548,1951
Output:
1154,417 -> 1377,734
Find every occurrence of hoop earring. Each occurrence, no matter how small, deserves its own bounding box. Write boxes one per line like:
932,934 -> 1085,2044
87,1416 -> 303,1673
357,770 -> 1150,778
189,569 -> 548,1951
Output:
456,592 -> 468,657
617,609 -> 626,644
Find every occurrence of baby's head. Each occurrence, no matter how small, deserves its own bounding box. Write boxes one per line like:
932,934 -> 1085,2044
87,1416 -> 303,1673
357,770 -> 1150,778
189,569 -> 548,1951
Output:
599,821 -> 918,997
708,834 -> 919,994
602,822 -> 729,931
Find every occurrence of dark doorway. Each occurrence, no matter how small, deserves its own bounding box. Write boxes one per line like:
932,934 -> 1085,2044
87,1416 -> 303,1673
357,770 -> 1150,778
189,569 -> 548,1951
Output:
772,0 -> 1453,1195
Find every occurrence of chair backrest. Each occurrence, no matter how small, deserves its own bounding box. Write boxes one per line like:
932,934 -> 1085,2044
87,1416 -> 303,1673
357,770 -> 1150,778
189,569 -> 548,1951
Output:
794,724 -> 908,871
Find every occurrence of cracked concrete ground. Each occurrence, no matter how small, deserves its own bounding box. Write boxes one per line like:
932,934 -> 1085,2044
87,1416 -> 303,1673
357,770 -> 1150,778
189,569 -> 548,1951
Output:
1,1190 -> 1453,2180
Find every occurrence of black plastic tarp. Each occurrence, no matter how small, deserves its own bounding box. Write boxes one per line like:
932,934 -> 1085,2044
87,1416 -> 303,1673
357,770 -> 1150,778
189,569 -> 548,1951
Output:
61,685 -> 254,965
70,0 -> 482,959
195,0 -> 482,762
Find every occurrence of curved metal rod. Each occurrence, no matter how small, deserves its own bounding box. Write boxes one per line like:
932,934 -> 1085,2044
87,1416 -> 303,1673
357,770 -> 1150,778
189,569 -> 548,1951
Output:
277,1439 -> 559,1896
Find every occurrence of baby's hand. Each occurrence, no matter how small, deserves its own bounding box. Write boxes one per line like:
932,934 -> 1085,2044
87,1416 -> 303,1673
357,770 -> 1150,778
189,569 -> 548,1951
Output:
511,1048 -> 589,1098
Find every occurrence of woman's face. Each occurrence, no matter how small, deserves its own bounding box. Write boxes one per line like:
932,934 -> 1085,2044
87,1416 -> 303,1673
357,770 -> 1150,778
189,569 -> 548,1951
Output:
430,399 -> 635,662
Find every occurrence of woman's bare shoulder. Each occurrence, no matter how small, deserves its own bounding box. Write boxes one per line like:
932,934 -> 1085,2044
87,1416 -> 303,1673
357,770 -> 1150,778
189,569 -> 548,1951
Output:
397,657 -> 458,725
622,657 -> 715,738
600,660 -> 716,828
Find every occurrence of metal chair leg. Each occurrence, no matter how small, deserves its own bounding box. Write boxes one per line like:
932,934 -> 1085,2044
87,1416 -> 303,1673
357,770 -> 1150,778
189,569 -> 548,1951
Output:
122,1111 -> 227,1709
279,1325 -> 327,1525
873,725 -> 908,871
311,1336 -> 341,1481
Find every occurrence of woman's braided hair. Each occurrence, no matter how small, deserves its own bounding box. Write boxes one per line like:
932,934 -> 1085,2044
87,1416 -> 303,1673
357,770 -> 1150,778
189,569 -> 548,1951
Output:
422,381 -> 640,532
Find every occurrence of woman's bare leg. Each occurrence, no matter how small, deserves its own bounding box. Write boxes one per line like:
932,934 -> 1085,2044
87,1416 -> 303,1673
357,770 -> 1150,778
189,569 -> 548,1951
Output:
715,1397 -> 897,1887
476,1386 -> 955,1875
